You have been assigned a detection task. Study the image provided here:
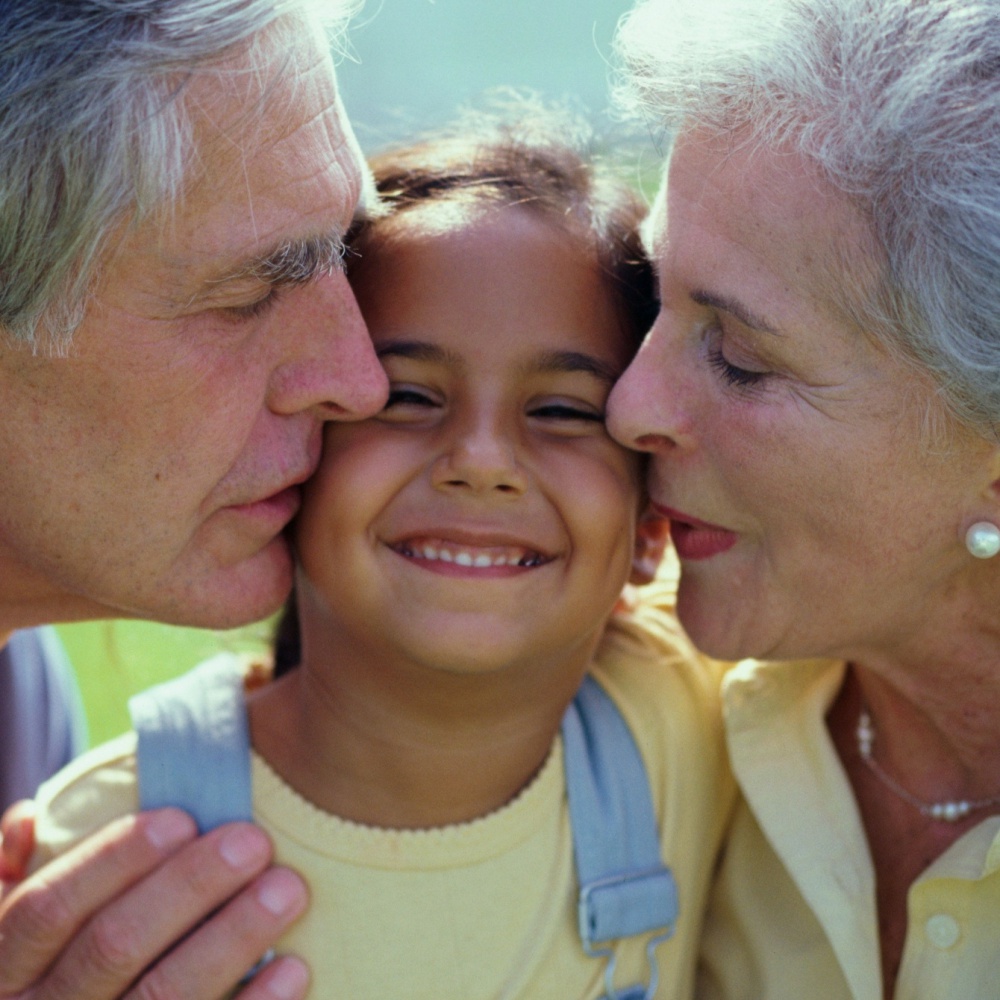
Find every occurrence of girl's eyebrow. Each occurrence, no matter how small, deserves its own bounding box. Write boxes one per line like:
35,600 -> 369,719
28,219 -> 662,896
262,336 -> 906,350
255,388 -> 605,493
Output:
374,341 -> 621,385
533,350 -> 622,386
375,339 -> 462,365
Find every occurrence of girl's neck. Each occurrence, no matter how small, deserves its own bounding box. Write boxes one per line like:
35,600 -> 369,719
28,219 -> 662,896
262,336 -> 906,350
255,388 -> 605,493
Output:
248,639 -> 591,830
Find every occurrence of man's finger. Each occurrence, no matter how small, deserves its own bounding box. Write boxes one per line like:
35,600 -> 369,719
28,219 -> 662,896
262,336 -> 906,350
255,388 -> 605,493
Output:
232,955 -> 310,1000
0,800 -> 36,883
124,868 -> 309,1000
0,809 -> 196,994
8,823 -> 302,1000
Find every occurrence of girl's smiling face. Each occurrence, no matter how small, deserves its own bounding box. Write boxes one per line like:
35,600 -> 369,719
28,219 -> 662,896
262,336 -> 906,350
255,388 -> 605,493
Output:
294,206 -> 644,678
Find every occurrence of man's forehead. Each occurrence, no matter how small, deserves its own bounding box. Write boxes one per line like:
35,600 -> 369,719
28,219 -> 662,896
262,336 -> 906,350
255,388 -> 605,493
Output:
106,30 -> 365,307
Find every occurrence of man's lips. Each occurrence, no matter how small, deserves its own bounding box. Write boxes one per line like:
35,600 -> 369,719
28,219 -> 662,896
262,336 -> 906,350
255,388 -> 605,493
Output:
651,504 -> 738,561
225,460 -> 319,528
227,460 -> 318,513
226,484 -> 303,527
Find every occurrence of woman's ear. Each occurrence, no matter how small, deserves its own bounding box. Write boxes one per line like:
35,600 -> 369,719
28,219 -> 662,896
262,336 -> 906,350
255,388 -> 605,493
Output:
630,508 -> 671,585
965,449 -> 1000,558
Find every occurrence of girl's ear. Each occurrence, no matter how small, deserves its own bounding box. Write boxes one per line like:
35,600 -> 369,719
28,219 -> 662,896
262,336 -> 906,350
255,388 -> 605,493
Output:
630,508 -> 670,585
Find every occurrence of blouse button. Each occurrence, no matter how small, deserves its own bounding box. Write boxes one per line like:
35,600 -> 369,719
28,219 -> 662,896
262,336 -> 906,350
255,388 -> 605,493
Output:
925,913 -> 961,949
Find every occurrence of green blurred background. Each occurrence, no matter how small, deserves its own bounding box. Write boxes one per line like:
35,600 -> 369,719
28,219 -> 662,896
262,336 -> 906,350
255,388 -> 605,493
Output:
55,0 -> 654,747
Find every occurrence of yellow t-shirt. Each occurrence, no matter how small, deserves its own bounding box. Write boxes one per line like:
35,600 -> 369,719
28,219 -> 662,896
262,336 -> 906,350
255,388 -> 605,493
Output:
34,585 -> 733,1000
700,657 -> 1000,1000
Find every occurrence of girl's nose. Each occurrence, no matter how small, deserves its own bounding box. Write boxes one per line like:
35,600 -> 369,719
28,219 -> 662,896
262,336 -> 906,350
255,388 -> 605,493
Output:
431,417 -> 528,497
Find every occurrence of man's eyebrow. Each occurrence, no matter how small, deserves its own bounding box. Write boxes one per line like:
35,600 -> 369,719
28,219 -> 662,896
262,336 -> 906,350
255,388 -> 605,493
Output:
219,232 -> 350,288
534,350 -> 622,385
692,290 -> 784,336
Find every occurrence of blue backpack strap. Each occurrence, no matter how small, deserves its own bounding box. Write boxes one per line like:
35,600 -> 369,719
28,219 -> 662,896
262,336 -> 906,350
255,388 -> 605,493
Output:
561,674 -> 678,1000
130,655 -> 273,984
129,655 -> 253,833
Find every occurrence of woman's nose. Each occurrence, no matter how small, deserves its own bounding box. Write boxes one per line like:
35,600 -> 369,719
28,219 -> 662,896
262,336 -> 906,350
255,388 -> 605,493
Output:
606,311 -> 696,455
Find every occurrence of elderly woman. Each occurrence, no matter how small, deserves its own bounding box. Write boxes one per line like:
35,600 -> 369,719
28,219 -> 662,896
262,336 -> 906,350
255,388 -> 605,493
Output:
608,0 -> 1000,998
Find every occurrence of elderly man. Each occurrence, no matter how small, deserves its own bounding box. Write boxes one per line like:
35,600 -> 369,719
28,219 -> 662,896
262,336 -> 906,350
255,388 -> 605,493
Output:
0,2 -> 388,998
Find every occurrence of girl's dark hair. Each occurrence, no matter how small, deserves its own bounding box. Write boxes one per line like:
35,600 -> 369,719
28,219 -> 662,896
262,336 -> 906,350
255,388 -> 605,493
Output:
272,97 -> 657,676
350,98 -> 657,352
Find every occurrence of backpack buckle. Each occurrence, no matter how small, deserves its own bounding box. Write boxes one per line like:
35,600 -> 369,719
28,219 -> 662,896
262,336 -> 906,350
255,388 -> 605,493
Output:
579,868 -> 676,1000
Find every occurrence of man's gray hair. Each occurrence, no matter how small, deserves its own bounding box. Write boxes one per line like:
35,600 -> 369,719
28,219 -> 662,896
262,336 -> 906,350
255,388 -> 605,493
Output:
615,0 -> 1000,437
0,0 -> 360,347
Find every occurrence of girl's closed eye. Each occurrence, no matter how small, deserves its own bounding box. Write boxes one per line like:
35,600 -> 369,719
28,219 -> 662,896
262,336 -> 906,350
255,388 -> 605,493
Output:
529,399 -> 607,430
384,385 -> 439,409
531,402 -> 603,421
377,384 -> 443,423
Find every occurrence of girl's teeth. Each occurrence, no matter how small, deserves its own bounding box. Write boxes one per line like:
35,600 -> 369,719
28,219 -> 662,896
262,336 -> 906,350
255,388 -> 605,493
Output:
400,542 -> 544,568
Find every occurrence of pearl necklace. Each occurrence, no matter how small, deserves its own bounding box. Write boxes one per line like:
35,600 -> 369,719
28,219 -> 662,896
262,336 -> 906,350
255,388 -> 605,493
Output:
856,707 -> 1000,823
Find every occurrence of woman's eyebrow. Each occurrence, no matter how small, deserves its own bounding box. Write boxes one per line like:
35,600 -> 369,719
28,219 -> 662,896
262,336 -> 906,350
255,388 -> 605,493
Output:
692,289 -> 785,337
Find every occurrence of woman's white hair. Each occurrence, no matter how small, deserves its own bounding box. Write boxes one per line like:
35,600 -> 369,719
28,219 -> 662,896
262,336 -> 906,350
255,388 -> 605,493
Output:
0,0 -> 361,347
615,0 -> 1000,437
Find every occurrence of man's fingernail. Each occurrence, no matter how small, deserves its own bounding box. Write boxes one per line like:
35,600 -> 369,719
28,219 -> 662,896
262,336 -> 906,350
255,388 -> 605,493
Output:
145,809 -> 196,850
257,868 -> 307,917
219,825 -> 269,870
264,958 -> 310,1000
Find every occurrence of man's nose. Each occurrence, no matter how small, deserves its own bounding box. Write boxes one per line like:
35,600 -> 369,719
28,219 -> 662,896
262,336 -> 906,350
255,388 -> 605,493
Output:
266,270 -> 388,421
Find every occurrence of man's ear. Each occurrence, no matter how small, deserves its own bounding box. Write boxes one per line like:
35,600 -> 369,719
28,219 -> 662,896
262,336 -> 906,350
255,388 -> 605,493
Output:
630,508 -> 670,585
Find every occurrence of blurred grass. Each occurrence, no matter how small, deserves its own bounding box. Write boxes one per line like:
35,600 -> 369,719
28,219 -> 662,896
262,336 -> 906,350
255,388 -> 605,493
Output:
55,619 -> 275,747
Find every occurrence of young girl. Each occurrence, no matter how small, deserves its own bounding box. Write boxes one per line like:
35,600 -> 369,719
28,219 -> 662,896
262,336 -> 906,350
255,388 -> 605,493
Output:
31,107 -> 733,999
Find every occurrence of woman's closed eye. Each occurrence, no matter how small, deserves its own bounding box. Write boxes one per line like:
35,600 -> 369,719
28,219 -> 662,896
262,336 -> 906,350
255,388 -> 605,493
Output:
707,346 -> 769,389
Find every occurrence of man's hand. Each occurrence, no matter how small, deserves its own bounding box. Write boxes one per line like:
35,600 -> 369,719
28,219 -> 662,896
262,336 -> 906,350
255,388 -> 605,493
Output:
0,808 -> 309,1000
0,801 -> 35,883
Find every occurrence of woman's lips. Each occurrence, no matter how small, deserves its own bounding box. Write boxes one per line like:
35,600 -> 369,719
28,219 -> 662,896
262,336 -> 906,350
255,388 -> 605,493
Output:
652,504 -> 738,561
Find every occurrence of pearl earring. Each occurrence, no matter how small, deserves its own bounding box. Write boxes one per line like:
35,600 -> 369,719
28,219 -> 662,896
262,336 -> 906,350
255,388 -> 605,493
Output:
966,521 -> 1000,559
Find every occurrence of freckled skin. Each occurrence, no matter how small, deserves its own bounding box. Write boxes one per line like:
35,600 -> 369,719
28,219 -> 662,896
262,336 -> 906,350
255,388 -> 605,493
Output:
0,16 -> 387,632
607,132 -> 1000,665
